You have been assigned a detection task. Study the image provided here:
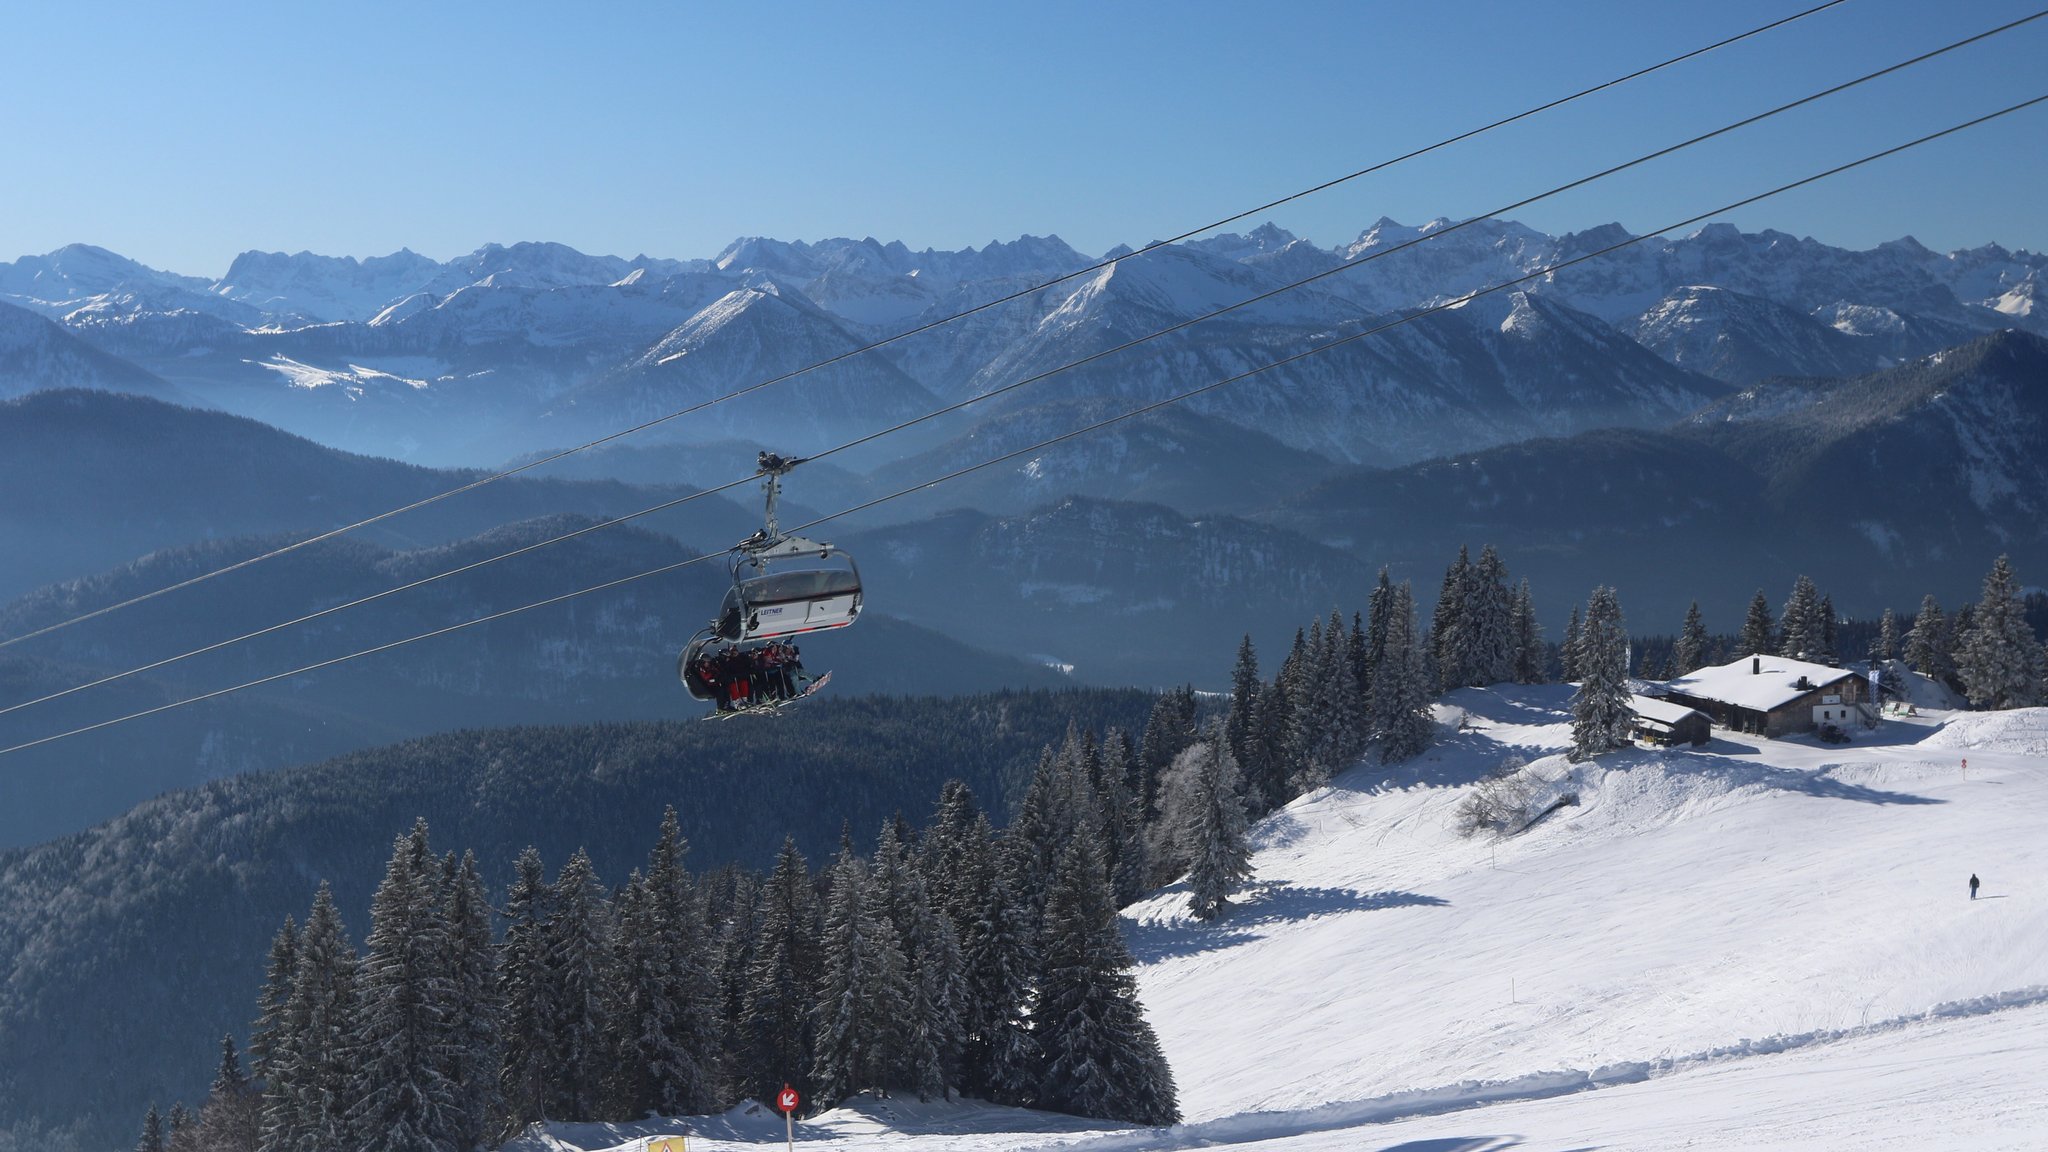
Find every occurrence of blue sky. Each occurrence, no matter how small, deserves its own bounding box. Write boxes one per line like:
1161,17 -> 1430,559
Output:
4,0 -> 2044,274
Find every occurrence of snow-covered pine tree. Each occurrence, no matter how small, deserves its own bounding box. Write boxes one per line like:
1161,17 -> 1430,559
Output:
443,851 -> 500,1150
1095,736 -> 1149,907
1672,601 -> 1708,676
497,847 -> 555,1132
1959,555 -> 2047,709
961,832 -> 1041,1105
894,863 -> 969,1101
1325,608 -> 1368,764
1246,675 -> 1291,821
1137,687 -> 1199,817
810,837 -> 913,1105
1871,607 -> 1902,662
1283,618 -> 1327,785
1370,582 -> 1435,764
615,809 -> 722,1118
737,838 -> 819,1107
278,883 -> 360,1152
918,781 -> 983,935
348,823 -> 462,1152
1184,738 -> 1253,921
1560,605 -> 1583,682
137,1105 -> 166,1152
1510,579 -> 1544,684
1570,586 -> 1633,761
545,849 -> 613,1122
166,1104 -> 196,1152
250,917 -> 298,1152
197,1035 -> 260,1152
1223,635 -> 1261,794
1431,546 -> 1472,691
1819,594 -> 1838,661
1468,545 -> 1515,685
1740,590 -> 1775,658
1778,576 -> 1822,660
1905,595 -> 1951,679
1033,823 -> 1179,1126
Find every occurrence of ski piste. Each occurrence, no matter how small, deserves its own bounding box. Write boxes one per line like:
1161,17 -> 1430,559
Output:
701,670 -> 832,721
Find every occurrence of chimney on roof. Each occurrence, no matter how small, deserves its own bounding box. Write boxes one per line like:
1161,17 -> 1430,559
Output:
1752,657 -> 1761,675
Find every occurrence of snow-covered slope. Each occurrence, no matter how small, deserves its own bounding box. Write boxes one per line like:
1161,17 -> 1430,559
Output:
1125,688 -> 2047,1126
523,691 -> 2048,1152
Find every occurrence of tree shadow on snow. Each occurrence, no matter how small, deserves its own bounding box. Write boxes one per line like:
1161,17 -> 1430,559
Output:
1124,882 -> 1448,962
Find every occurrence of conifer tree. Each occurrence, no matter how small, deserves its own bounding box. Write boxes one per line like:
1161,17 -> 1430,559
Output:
1740,589 -> 1775,657
137,1106 -> 166,1152
1560,605 -> 1583,682
498,847 -> 555,1131
615,809 -> 722,1118
1365,568 -> 1394,687
443,851 -> 500,1148
1184,739 -> 1253,921
1958,555 -> 2047,709
1510,579 -> 1544,684
1370,581 -> 1435,764
198,1035 -> 261,1152
895,863 -> 969,1101
250,918 -> 298,1096
1570,587 -> 1633,761
546,849 -> 613,1122
1431,546 -> 1472,691
349,823 -> 462,1152
918,781 -> 984,934
1247,676 -> 1292,820
278,883 -> 359,1152
1095,736 -> 1149,907
1284,618 -> 1327,780
1672,600 -> 1708,676
738,838 -> 819,1107
1468,545 -> 1515,685
167,1104 -> 196,1152
1778,576 -> 1823,660
1033,827 -> 1179,1126
1223,635 -> 1261,791
810,840 -> 912,1104
1905,595 -> 1953,682
961,834 -> 1040,1105
1871,607 -> 1902,663
1137,687 -> 1198,816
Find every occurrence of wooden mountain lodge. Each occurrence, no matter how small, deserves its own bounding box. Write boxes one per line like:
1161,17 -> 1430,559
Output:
1655,654 -> 1874,739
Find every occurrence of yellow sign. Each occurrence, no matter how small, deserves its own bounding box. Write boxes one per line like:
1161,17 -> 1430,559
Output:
648,1138 -> 688,1152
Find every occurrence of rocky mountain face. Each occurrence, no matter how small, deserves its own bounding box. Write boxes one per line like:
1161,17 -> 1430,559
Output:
8,218 -> 2034,481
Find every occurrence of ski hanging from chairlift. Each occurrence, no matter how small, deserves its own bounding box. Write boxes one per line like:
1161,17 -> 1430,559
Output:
678,452 -> 861,717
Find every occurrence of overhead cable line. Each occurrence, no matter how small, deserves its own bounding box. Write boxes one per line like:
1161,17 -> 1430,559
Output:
4,90 -> 2041,761
0,0 -> 1850,653
3,7 -> 2038,723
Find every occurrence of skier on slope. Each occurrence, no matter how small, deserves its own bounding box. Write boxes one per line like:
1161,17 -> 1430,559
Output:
1970,873 -> 1980,900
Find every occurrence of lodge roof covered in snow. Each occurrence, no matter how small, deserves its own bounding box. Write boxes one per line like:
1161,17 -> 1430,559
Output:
1629,694 -> 1708,726
1659,654 -> 1861,712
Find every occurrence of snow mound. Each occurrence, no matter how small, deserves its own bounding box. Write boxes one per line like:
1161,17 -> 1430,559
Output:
1920,707 -> 2048,756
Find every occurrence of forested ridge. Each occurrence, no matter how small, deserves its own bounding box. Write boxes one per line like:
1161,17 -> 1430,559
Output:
0,690 -> 1152,1151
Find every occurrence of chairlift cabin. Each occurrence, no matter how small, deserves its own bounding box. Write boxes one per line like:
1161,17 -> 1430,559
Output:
676,452 -> 862,705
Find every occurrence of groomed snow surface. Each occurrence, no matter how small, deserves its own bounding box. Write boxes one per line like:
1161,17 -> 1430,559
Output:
516,688 -> 2048,1152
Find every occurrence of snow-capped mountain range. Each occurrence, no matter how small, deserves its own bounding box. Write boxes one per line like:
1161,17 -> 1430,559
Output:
3,220 -> 2038,472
